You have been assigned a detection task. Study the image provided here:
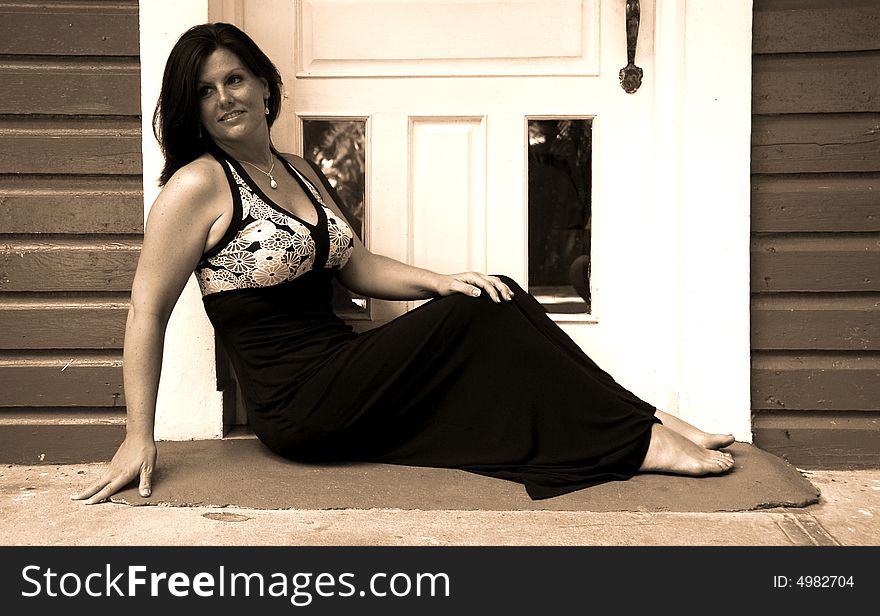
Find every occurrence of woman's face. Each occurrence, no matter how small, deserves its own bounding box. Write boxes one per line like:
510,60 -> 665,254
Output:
197,47 -> 270,147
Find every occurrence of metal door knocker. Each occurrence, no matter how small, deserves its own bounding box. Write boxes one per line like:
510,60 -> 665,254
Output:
619,0 -> 643,93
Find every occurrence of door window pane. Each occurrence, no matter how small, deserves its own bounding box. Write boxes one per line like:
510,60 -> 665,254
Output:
527,118 -> 592,314
302,119 -> 368,316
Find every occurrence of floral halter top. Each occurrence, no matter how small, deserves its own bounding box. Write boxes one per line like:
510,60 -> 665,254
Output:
195,152 -> 355,297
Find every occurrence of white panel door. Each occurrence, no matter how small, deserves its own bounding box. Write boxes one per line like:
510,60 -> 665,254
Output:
240,0 -> 661,404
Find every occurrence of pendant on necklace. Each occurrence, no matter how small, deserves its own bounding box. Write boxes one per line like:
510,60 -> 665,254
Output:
269,175 -> 278,189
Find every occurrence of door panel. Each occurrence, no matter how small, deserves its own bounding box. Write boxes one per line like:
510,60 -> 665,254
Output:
298,0 -> 599,77
410,117 -> 487,278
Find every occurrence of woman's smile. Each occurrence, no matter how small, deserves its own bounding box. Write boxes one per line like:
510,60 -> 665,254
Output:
218,109 -> 247,123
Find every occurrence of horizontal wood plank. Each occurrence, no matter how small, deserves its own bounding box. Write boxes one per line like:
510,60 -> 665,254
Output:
753,0 -> 880,54
751,174 -> 880,232
0,176 -> 143,234
751,235 -> 880,292
0,407 -> 127,426
753,53 -> 880,114
0,127 -> 142,175
752,410 -> 880,469
752,114 -> 880,174
0,355 -> 124,407
0,4 -> 139,56
0,297 -> 129,349
751,294 -> 880,350
752,353 -> 880,411
0,239 -> 140,292
0,423 -> 126,464
0,60 -> 141,115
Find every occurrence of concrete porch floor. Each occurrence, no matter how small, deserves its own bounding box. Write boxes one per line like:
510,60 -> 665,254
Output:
1,463 -> 878,546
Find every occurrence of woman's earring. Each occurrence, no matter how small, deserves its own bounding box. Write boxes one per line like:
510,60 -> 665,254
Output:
264,99 -> 270,115
198,124 -> 203,138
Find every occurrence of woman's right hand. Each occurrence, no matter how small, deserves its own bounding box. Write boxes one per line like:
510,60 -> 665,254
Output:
71,436 -> 157,505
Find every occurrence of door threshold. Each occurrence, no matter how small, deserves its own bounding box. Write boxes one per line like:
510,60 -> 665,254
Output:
223,426 -> 257,440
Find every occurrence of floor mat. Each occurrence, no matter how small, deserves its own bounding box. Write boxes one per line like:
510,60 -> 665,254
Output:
112,440 -> 819,512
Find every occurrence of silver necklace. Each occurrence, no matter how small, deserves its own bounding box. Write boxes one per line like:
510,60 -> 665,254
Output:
239,156 -> 278,189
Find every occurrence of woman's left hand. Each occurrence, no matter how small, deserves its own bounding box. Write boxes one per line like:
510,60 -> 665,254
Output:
437,273 -> 514,303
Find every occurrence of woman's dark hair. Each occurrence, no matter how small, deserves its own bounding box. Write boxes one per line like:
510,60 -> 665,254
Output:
152,22 -> 283,185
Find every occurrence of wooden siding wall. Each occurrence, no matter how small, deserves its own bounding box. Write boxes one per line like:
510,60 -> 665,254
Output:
0,0 -> 141,462
751,0 -> 880,467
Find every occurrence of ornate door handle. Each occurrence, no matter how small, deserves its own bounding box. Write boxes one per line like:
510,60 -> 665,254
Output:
619,0 -> 643,93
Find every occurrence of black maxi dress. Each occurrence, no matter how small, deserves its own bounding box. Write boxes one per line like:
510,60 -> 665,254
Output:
195,147 -> 660,500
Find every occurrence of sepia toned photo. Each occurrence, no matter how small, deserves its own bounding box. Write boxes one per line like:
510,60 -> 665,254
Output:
1,0 -> 877,609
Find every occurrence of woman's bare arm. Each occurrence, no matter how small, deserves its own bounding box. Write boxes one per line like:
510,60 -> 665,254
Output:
72,160 -> 227,504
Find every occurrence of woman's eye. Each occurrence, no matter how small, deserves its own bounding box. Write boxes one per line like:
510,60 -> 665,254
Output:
228,74 -> 243,84
198,86 -> 213,98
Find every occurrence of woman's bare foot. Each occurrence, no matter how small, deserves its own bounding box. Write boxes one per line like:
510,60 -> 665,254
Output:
655,410 -> 735,450
639,424 -> 735,476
